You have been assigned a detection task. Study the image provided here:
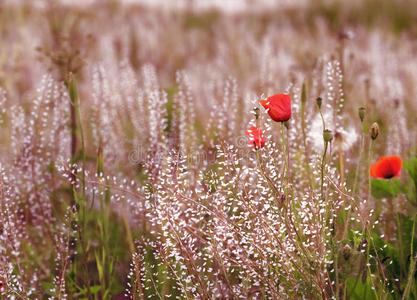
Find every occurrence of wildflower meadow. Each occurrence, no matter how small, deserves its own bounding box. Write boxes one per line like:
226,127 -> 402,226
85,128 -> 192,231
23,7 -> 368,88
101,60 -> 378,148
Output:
1,0 -> 417,299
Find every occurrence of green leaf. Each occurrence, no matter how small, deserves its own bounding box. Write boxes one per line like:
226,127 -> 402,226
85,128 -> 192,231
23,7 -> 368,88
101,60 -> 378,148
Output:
95,251 -> 104,282
41,282 -> 55,294
68,75 -> 78,104
345,277 -> 376,300
405,157 -> 417,186
404,157 -> 417,201
371,178 -> 405,198
90,285 -> 101,294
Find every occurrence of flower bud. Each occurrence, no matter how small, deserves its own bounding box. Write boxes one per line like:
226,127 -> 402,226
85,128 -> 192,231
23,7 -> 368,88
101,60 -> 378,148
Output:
253,107 -> 260,120
316,97 -> 322,109
358,107 -> 365,123
323,129 -> 333,143
370,122 -> 379,140
341,244 -> 352,260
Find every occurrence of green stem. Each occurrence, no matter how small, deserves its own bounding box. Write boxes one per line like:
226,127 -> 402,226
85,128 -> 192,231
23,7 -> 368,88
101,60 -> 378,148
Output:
68,73 -> 86,196
319,108 -> 326,131
411,214 -> 416,258
321,141 -> 328,200
367,139 -> 374,204
281,123 -> 289,184
301,84 -> 314,189
403,214 -> 417,300
353,123 -> 365,194
365,230 -> 379,299
397,212 -> 404,274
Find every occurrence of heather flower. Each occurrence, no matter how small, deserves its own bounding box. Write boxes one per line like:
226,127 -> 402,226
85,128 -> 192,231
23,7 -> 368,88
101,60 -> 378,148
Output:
370,155 -> 402,179
245,126 -> 265,149
259,94 -> 291,122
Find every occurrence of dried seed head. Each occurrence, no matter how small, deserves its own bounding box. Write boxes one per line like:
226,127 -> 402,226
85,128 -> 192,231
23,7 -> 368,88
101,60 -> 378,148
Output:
323,129 -> 333,143
358,107 -> 365,123
316,97 -> 322,109
370,122 -> 379,140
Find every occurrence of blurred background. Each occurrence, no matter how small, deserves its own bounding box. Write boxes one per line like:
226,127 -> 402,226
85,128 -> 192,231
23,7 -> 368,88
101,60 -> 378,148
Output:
1,0 -> 417,151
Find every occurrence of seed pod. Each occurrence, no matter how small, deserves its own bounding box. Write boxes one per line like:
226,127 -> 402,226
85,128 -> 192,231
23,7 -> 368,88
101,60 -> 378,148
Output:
358,107 -> 365,123
323,129 -> 333,143
370,122 -> 379,140
316,97 -> 322,109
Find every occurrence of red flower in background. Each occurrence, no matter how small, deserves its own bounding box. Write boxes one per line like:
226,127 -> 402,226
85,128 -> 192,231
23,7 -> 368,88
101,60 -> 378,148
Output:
259,94 -> 291,122
246,126 -> 265,149
370,156 -> 403,179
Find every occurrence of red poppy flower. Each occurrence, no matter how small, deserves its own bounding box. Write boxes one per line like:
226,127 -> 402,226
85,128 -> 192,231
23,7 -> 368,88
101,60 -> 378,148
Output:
246,126 -> 265,149
370,156 -> 402,179
259,94 -> 291,122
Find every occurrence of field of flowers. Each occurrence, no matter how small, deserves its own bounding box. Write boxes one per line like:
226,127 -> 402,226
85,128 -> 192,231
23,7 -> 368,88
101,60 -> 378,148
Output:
1,0 -> 417,299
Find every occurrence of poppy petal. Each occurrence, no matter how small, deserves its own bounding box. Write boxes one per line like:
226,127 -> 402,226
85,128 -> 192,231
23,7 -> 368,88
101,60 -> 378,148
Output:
370,155 -> 403,179
388,156 -> 402,177
259,99 -> 269,109
245,126 -> 265,149
260,94 -> 291,122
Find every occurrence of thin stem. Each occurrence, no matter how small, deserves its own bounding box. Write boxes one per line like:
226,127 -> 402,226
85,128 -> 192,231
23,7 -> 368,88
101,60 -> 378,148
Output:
301,87 -> 315,189
319,108 -> 326,131
321,141 -> 328,200
353,123 -> 365,194
367,139 -> 374,203
411,214 -> 416,258
338,142 -> 345,191
281,122 -> 289,184
403,214 -> 417,300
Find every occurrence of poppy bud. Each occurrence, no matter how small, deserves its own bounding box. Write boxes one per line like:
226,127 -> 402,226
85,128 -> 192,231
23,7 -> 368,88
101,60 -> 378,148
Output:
370,122 -> 379,140
323,129 -> 333,143
253,107 -> 260,120
316,97 -> 322,109
358,107 -> 365,123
